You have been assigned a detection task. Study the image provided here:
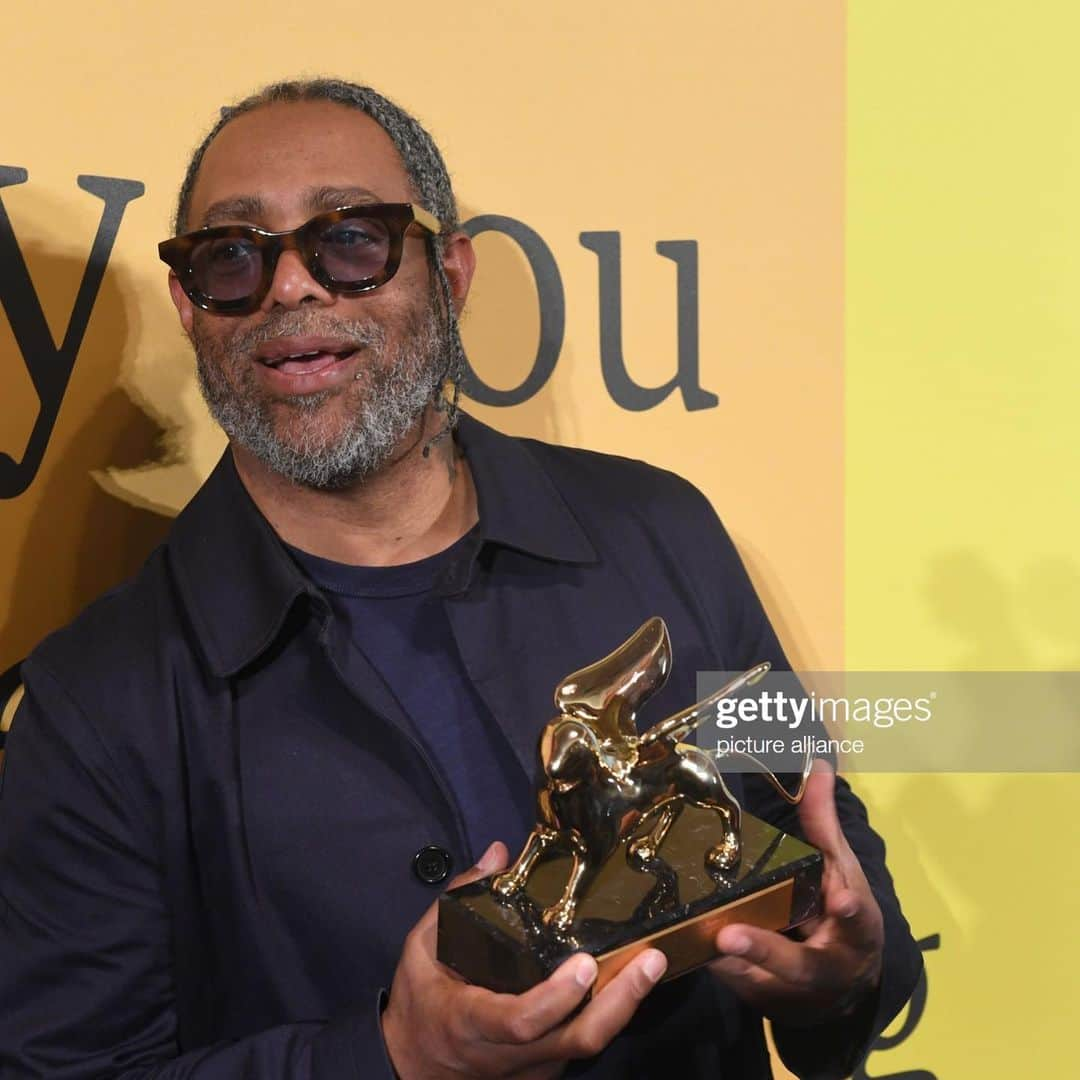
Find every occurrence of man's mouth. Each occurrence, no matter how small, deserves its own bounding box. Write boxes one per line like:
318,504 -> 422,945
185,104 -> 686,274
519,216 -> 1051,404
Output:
255,336 -> 366,376
260,348 -> 359,375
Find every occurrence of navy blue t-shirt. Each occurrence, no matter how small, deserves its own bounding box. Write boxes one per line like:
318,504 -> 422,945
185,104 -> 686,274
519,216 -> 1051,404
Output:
288,532 -> 533,862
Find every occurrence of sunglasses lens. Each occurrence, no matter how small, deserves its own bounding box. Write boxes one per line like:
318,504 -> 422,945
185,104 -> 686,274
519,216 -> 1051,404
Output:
189,236 -> 263,302
315,214 -> 392,284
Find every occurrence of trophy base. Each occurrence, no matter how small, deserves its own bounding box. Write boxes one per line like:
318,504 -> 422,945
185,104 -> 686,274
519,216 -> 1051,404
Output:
438,809 -> 823,994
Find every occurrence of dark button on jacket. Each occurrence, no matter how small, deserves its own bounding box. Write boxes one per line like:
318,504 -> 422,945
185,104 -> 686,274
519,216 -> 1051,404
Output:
0,414 -> 922,1078
413,845 -> 453,885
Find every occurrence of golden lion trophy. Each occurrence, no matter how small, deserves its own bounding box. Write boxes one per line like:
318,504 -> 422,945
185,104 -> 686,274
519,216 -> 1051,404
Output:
438,617 -> 822,994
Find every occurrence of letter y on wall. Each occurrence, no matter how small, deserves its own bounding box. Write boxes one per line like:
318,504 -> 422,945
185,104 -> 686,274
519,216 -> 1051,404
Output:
0,167 -> 144,499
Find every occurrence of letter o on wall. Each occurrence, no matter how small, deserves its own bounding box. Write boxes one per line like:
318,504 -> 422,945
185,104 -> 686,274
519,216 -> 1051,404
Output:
459,215 -> 566,406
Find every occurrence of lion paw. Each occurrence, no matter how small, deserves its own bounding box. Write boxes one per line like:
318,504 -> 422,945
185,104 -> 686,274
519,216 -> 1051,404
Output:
705,838 -> 740,872
491,872 -> 521,897
542,902 -> 575,933
628,837 -> 657,865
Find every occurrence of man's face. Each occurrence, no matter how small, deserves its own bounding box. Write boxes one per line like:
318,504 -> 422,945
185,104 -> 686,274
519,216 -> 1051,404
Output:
171,100 -> 452,489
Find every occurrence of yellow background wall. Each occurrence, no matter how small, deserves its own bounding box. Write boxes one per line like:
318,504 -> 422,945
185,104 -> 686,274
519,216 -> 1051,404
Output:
847,3 -> 1079,1075
2,2 -> 1077,1075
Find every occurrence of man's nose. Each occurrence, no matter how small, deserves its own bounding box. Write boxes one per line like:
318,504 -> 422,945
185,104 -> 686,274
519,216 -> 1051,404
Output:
260,249 -> 335,311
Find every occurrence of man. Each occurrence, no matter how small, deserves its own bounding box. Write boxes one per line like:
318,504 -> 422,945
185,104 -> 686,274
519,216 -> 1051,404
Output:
0,79 -> 921,1078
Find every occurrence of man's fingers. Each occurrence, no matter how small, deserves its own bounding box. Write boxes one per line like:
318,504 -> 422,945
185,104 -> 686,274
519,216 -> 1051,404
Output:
457,950 -> 665,1073
466,953 -> 599,1045
714,925 -> 822,988
541,949 -> 668,1061
823,884 -> 884,951
790,913 -> 824,940
448,841 -> 509,891
796,759 -> 851,861
825,884 -> 860,922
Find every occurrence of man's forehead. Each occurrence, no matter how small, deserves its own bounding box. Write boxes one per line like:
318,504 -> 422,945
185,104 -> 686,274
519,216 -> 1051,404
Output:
187,100 -> 413,228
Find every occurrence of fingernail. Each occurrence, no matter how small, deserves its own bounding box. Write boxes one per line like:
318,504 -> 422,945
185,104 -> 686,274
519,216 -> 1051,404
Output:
725,933 -> 751,956
477,842 -> 501,873
642,951 -> 667,984
575,956 -> 598,988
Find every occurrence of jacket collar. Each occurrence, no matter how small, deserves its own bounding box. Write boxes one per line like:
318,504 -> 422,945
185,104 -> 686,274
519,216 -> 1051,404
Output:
452,413 -> 597,564
168,412 -> 597,678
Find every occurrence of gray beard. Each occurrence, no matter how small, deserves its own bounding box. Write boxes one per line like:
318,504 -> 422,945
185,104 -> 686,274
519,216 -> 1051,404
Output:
193,302 -> 445,490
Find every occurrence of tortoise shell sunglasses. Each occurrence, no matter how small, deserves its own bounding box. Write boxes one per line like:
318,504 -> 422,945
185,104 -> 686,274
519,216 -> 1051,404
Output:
159,203 -> 442,315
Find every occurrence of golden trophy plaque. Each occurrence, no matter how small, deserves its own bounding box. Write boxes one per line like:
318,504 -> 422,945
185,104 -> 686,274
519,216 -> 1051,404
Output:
437,617 -> 822,994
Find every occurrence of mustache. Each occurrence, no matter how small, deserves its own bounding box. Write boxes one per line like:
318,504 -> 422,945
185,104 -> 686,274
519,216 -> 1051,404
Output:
206,312 -> 388,355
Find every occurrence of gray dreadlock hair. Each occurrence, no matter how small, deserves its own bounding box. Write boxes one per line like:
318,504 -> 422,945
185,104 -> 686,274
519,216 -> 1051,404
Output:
173,78 -> 468,453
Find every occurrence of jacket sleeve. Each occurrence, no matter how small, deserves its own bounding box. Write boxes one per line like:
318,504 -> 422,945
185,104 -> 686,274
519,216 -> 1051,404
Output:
702,503 -> 924,1078
0,660 -> 397,1080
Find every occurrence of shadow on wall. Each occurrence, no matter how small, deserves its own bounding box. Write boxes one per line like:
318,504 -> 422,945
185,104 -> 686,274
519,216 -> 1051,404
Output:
849,548 -> 1080,1073
1,222 -> 173,671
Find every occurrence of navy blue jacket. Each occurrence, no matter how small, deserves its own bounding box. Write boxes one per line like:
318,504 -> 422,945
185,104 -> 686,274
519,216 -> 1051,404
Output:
0,414 -> 922,1078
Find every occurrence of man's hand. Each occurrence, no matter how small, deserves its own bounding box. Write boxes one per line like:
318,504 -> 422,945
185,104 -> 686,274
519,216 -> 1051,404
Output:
381,842 -> 668,1079
710,759 -> 884,1026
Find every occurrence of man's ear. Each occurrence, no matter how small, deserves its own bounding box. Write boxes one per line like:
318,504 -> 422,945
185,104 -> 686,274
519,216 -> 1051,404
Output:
167,272 -> 196,338
438,231 -> 477,316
